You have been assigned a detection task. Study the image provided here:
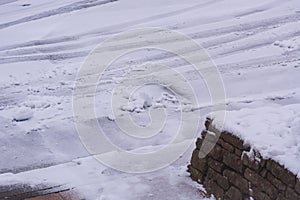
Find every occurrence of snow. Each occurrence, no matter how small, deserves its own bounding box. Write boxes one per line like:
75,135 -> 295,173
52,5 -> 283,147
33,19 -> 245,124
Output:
13,107 -> 34,122
0,0 -> 299,199
0,156 -> 214,200
212,104 -> 300,177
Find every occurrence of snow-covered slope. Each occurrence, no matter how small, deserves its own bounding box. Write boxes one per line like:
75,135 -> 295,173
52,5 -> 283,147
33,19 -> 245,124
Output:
0,0 -> 299,199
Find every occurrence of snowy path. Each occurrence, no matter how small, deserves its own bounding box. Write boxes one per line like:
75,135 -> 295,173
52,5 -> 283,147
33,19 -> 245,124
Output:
0,0 -> 299,199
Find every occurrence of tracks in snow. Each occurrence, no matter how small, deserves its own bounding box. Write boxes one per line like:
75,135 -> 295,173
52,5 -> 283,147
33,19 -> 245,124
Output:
0,0 -> 118,30
0,0 -> 299,179
0,1 -> 298,76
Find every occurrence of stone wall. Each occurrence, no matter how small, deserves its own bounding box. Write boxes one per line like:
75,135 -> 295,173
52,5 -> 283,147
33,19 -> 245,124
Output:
188,118 -> 300,200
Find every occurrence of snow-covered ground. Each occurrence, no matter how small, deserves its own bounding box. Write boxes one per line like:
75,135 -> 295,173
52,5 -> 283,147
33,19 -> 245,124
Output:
0,0 -> 299,199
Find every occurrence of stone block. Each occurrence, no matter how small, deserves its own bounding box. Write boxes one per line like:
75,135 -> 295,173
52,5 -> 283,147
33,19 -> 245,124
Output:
235,148 -> 242,157
206,168 -> 229,190
259,168 -> 268,178
221,132 -> 244,150
243,143 -> 251,152
223,150 -> 243,173
204,179 -> 224,199
208,144 -> 223,161
198,139 -> 219,159
242,153 -> 260,171
260,159 -> 267,168
191,149 -> 208,173
244,168 -> 278,199
204,118 -> 212,130
225,186 -> 242,200
251,186 -> 271,200
218,139 -> 234,153
223,169 -> 249,194
201,130 -> 207,138
285,187 -> 300,200
188,165 -> 204,182
267,172 -> 286,191
266,160 -> 296,188
195,138 -> 203,149
275,192 -> 288,200
295,179 -> 300,195
208,157 -> 224,173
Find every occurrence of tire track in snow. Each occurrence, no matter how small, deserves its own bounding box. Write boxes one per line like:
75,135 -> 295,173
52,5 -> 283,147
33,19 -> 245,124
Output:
0,11 -> 298,59
0,51 -> 88,64
0,0 -> 221,52
0,0 -> 118,30
0,19 -> 299,66
0,0 -> 298,73
0,0 -> 287,61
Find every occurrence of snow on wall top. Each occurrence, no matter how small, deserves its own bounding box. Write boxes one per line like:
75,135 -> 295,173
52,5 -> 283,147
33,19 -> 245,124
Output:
211,104 -> 300,177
